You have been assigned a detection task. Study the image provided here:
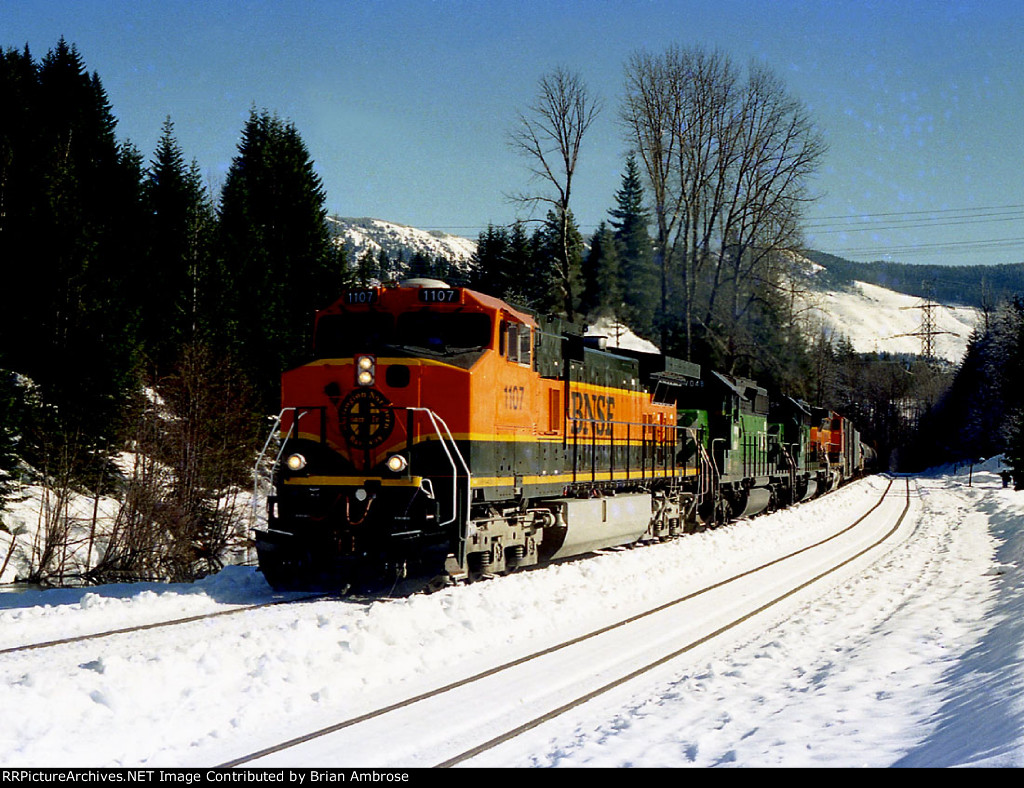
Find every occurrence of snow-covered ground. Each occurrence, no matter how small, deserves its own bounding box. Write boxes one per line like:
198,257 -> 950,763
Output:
1,461 -> 1022,768
585,316 -> 660,354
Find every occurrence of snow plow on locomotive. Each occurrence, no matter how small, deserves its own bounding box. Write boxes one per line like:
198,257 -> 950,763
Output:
253,280 -> 872,591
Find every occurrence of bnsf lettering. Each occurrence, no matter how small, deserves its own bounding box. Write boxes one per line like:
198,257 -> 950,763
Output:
570,392 -> 616,436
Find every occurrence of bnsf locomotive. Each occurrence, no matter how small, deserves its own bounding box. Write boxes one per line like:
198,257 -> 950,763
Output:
254,279 -> 870,591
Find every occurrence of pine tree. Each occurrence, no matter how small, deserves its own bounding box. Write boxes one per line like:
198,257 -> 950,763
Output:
377,248 -> 398,282
0,366 -> 22,511
407,251 -> 432,279
215,109 -> 343,409
580,221 -> 621,319
609,154 -> 657,337
0,46 -> 39,303
140,118 -> 215,377
527,211 -> 583,316
2,40 -> 143,471
355,248 -> 378,285
470,224 -> 512,298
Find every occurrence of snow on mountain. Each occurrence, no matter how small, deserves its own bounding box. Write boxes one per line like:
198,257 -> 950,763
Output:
794,258 -> 979,363
329,216 -> 477,267
332,219 -> 978,363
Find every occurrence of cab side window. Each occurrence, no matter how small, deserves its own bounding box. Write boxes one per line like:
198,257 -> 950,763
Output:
504,322 -> 532,366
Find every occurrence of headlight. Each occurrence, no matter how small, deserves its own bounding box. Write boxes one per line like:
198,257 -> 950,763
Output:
356,355 -> 375,386
285,453 -> 307,472
386,454 -> 408,473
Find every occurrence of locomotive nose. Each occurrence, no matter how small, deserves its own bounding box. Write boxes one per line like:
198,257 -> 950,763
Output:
328,358 -> 431,470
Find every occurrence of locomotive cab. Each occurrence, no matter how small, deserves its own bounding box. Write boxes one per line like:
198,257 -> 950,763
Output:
257,282 -> 500,589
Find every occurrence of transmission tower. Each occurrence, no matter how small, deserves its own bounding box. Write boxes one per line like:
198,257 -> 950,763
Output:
896,298 -> 956,361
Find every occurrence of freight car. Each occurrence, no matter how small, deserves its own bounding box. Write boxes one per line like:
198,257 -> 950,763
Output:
253,280 -> 869,591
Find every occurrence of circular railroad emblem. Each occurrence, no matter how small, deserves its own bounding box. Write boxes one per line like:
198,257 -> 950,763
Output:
338,389 -> 395,449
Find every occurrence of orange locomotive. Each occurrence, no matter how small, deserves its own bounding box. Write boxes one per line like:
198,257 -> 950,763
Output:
809,408 -> 874,492
254,279 -> 708,590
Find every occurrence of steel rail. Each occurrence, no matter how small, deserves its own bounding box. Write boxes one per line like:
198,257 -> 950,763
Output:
219,476 -> 905,768
0,593 -> 329,657
437,476 -> 912,767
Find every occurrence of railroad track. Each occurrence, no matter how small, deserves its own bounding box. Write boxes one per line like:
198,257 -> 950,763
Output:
219,475 -> 914,768
0,593 -> 333,657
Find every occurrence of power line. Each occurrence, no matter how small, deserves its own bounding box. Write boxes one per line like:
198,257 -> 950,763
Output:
807,203 -> 1024,221
803,203 -> 1024,260
360,203 -> 1024,259
804,211 -> 1024,234
824,236 -> 1024,259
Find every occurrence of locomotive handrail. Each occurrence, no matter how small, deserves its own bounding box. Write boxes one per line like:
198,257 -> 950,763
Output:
250,407 -> 306,530
402,407 -> 471,528
564,416 -> 703,485
696,438 -> 718,507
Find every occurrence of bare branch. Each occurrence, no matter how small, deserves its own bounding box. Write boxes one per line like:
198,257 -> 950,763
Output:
508,67 -> 602,318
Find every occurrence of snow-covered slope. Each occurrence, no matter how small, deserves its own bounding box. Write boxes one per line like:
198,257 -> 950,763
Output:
795,262 -> 979,363
3,466 -> 1023,767
329,216 -> 477,267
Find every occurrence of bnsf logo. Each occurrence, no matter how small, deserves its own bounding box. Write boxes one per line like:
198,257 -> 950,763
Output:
570,392 -> 616,436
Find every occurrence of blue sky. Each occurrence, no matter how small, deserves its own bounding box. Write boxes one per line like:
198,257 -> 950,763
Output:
3,0 -> 1022,266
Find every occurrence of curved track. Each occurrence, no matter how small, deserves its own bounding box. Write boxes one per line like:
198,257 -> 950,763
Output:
219,476 -> 914,768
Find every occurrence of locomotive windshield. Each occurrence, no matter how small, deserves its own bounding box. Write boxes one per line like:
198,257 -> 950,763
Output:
314,311 -> 492,358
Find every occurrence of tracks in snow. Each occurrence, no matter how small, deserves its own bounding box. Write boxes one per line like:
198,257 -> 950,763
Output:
219,476 -> 914,768
0,594 -> 331,657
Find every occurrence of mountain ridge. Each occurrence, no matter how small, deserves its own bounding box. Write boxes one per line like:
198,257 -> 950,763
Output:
326,216 -> 984,362
802,250 -> 1024,309
328,216 -> 476,268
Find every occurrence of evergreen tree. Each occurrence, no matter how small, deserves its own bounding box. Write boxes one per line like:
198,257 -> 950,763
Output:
472,218 -> 580,315
215,109 -> 343,409
0,46 -> 38,293
0,366 -> 22,510
140,118 -> 216,376
580,221 -> 621,319
407,251 -> 432,279
429,255 -> 456,283
527,211 -> 583,316
355,248 -> 378,285
377,248 -> 399,282
608,154 -> 657,336
1,40 -> 143,471
504,221 -> 539,307
471,224 -> 511,298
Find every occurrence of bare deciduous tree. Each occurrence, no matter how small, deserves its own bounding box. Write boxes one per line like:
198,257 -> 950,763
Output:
621,48 -> 683,342
621,45 -> 826,368
88,344 -> 258,585
509,67 -> 602,319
